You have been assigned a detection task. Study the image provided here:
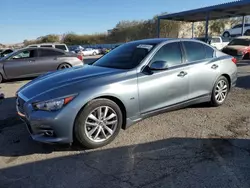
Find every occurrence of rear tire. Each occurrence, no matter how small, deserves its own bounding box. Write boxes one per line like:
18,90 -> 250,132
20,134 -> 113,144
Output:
223,32 -> 230,38
58,63 -> 72,70
74,99 -> 122,149
210,76 -> 229,107
92,52 -> 97,56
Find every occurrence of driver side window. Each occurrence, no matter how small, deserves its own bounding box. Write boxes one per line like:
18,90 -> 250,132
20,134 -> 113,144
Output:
150,42 -> 183,68
11,50 -> 36,60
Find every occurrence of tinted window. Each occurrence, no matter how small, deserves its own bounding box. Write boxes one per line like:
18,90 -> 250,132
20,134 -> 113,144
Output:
204,45 -> 215,58
29,45 -> 37,47
232,24 -> 241,29
211,38 -> 220,43
150,42 -> 182,67
222,37 -> 230,42
11,50 -> 37,59
228,39 -> 250,46
39,49 -> 64,57
245,24 -> 250,27
55,45 -> 67,51
183,41 -> 206,62
41,45 -> 53,48
93,42 -> 156,69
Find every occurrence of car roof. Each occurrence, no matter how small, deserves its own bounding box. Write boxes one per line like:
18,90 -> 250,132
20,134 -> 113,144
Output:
28,43 -> 67,46
127,38 -> 173,45
21,47 -> 66,53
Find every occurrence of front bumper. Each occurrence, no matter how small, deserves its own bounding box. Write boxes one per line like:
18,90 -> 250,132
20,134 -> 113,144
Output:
16,96 -> 75,144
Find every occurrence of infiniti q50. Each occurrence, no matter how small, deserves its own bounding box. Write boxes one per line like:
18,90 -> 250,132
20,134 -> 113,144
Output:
16,38 -> 237,149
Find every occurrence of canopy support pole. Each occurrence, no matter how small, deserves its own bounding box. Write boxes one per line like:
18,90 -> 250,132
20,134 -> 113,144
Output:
241,15 -> 245,36
205,13 -> 209,42
192,22 -> 194,38
157,18 -> 160,38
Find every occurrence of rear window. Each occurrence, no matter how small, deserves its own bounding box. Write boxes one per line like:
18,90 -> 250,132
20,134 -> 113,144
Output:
228,39 -> 250,46
39,49 -> 64,57
55,45 -> 67,51
41,45 -> 53,48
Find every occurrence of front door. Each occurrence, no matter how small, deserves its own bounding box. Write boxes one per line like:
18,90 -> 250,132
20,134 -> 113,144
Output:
3,49 -> 38,79
138,42 -> 189,114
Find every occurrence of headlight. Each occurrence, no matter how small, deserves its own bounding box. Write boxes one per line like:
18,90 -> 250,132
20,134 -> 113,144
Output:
33,95 -> 76,111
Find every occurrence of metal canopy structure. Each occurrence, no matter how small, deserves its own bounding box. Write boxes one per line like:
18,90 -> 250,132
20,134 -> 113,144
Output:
157,0 -> 250,39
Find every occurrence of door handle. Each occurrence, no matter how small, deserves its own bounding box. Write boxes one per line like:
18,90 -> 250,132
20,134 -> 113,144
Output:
29,60 -> 35,63
177,71 -> 187,77
211,64 -> 218,69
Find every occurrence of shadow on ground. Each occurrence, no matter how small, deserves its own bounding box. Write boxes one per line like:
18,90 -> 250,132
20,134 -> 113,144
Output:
236,75 -> 250,89
1,138 -> 250,188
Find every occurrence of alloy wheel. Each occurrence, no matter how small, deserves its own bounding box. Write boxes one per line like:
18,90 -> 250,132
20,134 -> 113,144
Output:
59,64 -> 71,69
84,106 -> 118,143
215,80 -> 228,103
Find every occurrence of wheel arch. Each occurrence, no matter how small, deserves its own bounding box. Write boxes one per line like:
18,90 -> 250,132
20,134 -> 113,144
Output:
220,73 -> 231,90
74,95 -> 127,131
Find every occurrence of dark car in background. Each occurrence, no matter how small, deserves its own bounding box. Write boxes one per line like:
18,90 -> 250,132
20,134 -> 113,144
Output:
0,47 -> 84,83
221,36 -> 250,60
0,49 -> 14,57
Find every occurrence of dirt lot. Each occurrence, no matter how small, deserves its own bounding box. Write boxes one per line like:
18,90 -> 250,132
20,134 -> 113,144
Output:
1,60 -> 250,188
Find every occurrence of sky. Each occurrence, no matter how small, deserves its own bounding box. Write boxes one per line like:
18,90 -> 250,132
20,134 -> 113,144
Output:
1,0 -> 233,44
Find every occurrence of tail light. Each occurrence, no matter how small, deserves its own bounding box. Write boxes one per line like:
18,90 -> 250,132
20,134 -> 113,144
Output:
77,55 -> 83,61
232,57 -> 237,64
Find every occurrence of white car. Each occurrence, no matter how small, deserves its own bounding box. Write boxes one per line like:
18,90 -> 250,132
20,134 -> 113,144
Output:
81,48 -> 100,56
222,23 -> 250,37
208,36 -> 230,50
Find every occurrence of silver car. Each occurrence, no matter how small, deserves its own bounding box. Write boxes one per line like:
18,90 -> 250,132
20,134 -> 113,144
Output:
16,38 -> 237,149
0,47 -> 84,83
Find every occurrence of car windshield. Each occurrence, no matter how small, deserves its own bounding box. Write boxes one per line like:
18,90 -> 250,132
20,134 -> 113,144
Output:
0,50 -> 16,59
93,42 -> 156,69
228,39 -> 250,46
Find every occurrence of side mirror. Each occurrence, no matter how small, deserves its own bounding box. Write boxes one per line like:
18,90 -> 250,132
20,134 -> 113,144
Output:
150,60 -> 168,70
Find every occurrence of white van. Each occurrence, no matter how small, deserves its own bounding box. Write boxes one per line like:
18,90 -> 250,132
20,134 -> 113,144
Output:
28,43 -> 69,52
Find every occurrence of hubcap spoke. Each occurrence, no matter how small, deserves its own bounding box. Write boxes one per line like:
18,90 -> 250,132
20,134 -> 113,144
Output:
97,107 -> 102,120
94,127 -> 102,140
106,120 -> 117,125
88,126 -> 98,136
105,113 -> 116,120
103,125 -> 113,135
103,107 -> 108,119
86,121 -> 97,127
88,113 -> 99,122
101,128 -> 107,138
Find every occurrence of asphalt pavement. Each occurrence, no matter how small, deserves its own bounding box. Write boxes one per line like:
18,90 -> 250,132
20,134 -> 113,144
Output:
0,58 -> 250,188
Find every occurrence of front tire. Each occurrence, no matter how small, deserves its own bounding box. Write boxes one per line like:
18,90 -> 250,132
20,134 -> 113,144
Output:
92,52 -> 97,56
74,99 -> 122,149
210,76 -> 229,107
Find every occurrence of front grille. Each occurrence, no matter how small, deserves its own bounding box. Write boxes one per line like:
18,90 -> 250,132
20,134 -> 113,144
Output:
16,96 -> 26,114
222,48 -> 238,56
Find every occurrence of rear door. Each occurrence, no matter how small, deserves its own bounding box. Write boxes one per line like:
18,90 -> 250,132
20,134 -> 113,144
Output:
3,49 -> 38,78
35,49 -> 65,74
182,41 -> 220,100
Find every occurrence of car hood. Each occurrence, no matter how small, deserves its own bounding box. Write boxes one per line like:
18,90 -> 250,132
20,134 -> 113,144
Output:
18,65 -> 124,99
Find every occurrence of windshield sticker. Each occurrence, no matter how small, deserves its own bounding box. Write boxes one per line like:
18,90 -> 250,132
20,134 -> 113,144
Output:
137,44 -> 153,51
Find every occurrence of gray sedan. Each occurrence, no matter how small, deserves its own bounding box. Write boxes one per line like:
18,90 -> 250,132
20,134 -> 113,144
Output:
0,47 -> 84,83
16,38 -> 237,149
